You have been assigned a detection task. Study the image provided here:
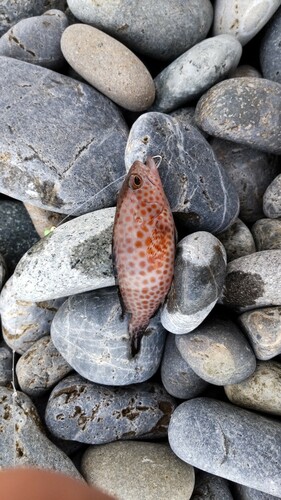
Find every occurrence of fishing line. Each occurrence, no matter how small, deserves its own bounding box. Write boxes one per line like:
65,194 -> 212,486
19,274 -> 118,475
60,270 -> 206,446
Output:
152,155 -> 163,169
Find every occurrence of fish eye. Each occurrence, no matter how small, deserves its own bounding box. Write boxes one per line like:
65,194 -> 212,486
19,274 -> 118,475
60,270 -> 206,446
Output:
129,173 -> 143,190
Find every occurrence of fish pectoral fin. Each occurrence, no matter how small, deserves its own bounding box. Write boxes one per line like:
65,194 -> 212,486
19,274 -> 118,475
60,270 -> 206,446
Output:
117,286 -> 127,320
129,323 -> 148,358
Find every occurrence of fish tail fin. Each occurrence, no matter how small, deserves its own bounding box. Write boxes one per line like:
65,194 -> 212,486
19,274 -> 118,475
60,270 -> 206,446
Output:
128,322 -> 147,358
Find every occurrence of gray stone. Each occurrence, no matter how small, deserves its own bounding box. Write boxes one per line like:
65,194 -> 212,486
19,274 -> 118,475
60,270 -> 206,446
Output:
229,65 -> 262,78
0,10 -> 68,69
125,112 -> 239,233
195,78 -> 281,155
168,397 -> 281,497
233,483 -> 280,500
161,333 -> 208,399
0,253 -> 6,290
218,219 -> 256,262
51,287 -> 166,386
0,386 -> 81,477
176,317 -> 256,385
67,0 -> 213,61
170,107 -> 208,138
211,138 -> 280,224
260,7 -> 281,84
225,361 -> 281,416
221,250 -> 281,311
263,174 -> 281,218
82,441 -> 195,500
0,276 -> 66,354
61,24 -> 155,112
0,56 -> 128,215
12,208 -> 115,301
252,219 -> 281,251
153,35 -> 242,113
213,0 -> 281,46
0,341 -> 12,386
161,232 -> 227,334
24,202 -> 66,238
45,374 -> 176,444
239,306 -> 281,360
192,471 -> 233,500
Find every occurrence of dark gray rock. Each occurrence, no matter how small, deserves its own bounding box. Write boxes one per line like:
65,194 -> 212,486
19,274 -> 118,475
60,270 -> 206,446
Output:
233,482 -> 280,500
192,471 -> 233,500
239,307 -> 281,360
161,232 -> 227,334
260,7 -> 281,84
0,341 -> 12,386
0,56 -> 128,215
161,333 -> 208,399
170,107 -> 208,138
67,0 -> 213,61
0,253 -> 6,290
263,174 -> 281,218
168,397 -> 281,497
125,112 -> 239,233
229,65 -> 262,78
218,219 -> 256,262
51,287 -> 166,386
195,78 -> 281,154
252,219 -> 281,251
45,374 -> 176,444
176,317 -> 256,385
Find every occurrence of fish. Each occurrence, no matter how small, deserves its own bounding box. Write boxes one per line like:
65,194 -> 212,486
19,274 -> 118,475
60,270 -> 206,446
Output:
112,156 -> 176,357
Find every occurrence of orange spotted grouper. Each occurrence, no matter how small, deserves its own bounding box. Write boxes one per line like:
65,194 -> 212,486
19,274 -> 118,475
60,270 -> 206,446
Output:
112,156 -> 176,356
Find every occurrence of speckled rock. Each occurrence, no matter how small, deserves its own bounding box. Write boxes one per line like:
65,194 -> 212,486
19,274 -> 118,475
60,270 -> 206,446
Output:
192,471 -> 233,500
0,386 -> 81,477
125,112 -> 239,233
252,219 -> 281,251
24,202 -> 66,238
239,307 -> 281,360
175,317 -> 256,385
218,219 -> 256,262
0,10 -> 68,69
211,138 -> 280,224
260,7 -> 281,84
0,56 -> 128,214
161,333 -> 208,399
213,0 -> 281,46
263,174 -> 281,218
61,24 -> 155,112
67,0 -> 213,61
153,35 -> 242,113
45,374 -> 176,444
161,232 -> 227,334
12,208 -> 115,301
233,483 -> 280,500
82,441 -> 195,500
229,65 -> 262,78
225,361 -> 281,416
0,341 -> 12,386
222,250 -> 281,311
51,287 -> 165,386
168,397 -> 281,497
195,78 -> 281,154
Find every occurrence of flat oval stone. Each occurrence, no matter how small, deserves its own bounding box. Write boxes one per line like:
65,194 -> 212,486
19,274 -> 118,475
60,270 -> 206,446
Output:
161,333 -> 208,399
153,35 -> 242,113
67,0 -> 213,61
82,441 -> 195,500
263,174 -> 281,218
176,317 -> 256,385
0,56 -> 128,214
252,219 -> 281,251
51,287 -> 166,386
218,219 -> 256,262
0,341 -> 12,386
239,306 -> 281,360
260,7 -> 281,84
168,397 -> 281,497
61,24 -> 155,112
125,112 -> 239,233
45,374 -> 176,444
12,208 -> 115,301
192,471 -> 234,500
24,202 -> 66,238
161,232 -> 227,334
213,0 -> 281,46
195,78 -> 281,154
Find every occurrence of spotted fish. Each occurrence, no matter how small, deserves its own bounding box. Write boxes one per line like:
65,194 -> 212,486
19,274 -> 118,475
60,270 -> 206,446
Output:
112,156 -> 176,356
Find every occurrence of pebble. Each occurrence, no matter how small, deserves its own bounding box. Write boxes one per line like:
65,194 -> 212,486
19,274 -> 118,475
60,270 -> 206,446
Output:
67,0 -> 213,61
161,232 -> 227,334
260,7 -> 281,84
213,0 -> 281,46
252,219 -> 281,251
225,361 -> 281,416
229,64 -> 262,78
218,219 -> 256,262
11,208 -> 115,302
0,341 -> 12,386
192,471 -> 234,500
153,35 -> 242,113
51,287 -> 166,386
168,397 -> 281,497
61,24 -> 155,112
233,483 -> 280,500
45,374 -> 176,444
176,317 -> 256,385
82,441 -> 195,500
125,112 -> 239,233
16,336 -> 72,397
263,174 -> 281,218
195,78 -> 281,155
0,56 -> 128,215
211,138 -> 280,224
239,307 -> 281,360
170,107 -> 208,138
161,333 -> 208,399
0,10 -> 68,69
24,202 -> 66,238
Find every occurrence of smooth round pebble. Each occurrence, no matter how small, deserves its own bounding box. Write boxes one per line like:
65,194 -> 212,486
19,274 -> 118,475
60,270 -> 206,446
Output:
229,64 -> 262,78
260,7 -> 281,83
24,202 -> 66,238
82,441 -> 195,500
263,174 -> 281,218
218,219 -> 256,262
239,306 -> 281,360
0,342 -> 12,386
252,219 -> 281,251
192,471 -> 234,500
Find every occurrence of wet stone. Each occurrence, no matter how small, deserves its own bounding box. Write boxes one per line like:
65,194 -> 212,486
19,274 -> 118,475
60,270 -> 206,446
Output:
252,219 -> 281,251
51,287 -> 166,386
263,174 -> 281,218
260,6 -> 281,84
0,341 -> 12,386
239,306 -> 281,360
45,374 -> 176,444
218,218 -> 256,262
192,470 -> 234,500
161,232 -> 227,334
175,317 -> 256,385
24,202 -> 66,238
